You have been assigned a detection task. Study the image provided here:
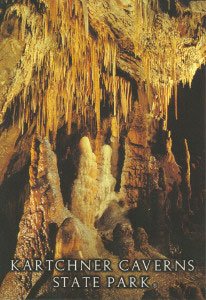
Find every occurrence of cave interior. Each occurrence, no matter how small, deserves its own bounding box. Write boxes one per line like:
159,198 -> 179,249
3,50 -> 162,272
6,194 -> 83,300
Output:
0,0 -> 205,299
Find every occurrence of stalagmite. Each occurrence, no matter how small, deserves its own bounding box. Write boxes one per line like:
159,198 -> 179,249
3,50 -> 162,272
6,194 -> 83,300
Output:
0,134 -> 68,299
110,116 -> 119,178
95,145 -> 116,220
157,131 -> 182,198
133,227 -> 149,252
71,137 -> 98,228
54,217 -> 83,261
113,223 -> 135,259
120,103 -> 150,207
181,139 -> 192,212
54,217 -> 83,276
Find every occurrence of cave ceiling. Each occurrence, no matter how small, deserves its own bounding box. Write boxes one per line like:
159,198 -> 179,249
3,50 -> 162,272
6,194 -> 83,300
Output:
0,0 -> 205,139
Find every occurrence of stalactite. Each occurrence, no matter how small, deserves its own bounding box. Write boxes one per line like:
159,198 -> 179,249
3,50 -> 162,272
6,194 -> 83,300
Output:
168,0 -> 170,10
82,0 -> 89,38
112,43 -> 117,116
132,0 -> 204,127
5,0 -> 204,145
143,51 -> 152,110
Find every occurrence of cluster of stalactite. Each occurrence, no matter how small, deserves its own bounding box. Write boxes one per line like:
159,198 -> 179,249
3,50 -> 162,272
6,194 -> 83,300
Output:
1,0 -> 205,143
134,0 -> 205,122
6,0 -> 133,144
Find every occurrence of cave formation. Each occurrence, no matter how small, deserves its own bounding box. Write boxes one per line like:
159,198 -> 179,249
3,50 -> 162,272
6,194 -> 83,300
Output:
0,0 -> 205,299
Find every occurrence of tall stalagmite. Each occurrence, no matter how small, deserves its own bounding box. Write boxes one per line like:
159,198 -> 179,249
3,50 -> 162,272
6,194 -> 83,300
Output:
71,137 -> 98,228
120,102 -> 151,207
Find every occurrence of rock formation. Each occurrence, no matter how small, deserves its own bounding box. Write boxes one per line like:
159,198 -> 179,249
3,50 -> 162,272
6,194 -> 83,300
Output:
120,102 -> 152,207
71,136 -> 98,228
181,138 -> 192,212
0,135 -> 102,299
133,227 -> 149,253
0,0 -> 205,299
0,126 -> 20,185
142,289 -> 164,300
54,217 -> 83,262
113,222 -> 135,259
95,144 -> 117,220
110,116 -> 119,179
0,0 -> 205,136
0,134 -> 67,299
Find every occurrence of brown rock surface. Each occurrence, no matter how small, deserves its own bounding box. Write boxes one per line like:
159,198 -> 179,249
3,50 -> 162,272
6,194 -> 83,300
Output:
120,103 -> 157,207
0,134 -> 67,299
113,222 -> 135,259
0,126 -> 20,185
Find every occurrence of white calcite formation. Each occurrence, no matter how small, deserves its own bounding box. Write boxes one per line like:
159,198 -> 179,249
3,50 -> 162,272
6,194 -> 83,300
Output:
71,137 -> 98,228
96,144 -> 117,220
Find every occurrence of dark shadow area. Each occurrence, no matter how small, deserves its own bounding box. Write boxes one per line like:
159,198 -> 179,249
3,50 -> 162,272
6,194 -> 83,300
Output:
167,65 -> 206,263
55,125 -> 81,209
168,65 -> 205,215
115,133 -> 126,192
168,65 -> 205,163
0,164 -> 30,283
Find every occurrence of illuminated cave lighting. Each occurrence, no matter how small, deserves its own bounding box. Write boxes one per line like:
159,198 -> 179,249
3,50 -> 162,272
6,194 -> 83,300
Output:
2,0 -> 205,142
